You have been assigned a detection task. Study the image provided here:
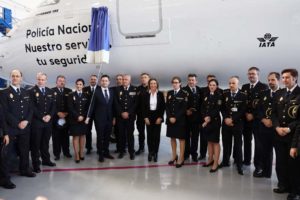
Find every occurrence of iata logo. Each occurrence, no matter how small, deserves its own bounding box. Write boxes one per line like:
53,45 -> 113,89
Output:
257,33 -> 278,47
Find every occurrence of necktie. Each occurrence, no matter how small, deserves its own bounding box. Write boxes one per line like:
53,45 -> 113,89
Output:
231,92 -> 236,98
91,87 -> 94,93
174,90 -> 177,95
16,88 -> 21,95
42,88 -> 45,95
286,90 -> 291,98
192,88 -> 196,94
104,89 -> 109,103
60,88 -> 63,93
124,86 -> 128,91
78,92 -> 82,97
250,84 -> 254,90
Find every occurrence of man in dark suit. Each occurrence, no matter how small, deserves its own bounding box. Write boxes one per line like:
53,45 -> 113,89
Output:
256,72 -> 280,178
52,75 -> 72,160
135,73 -> 150,155
0,69 -> 35,177
221,76 -> 247,175
241,67 -> 268,176
29,72 -> 56,173
86,75 -> 115,162
114,74 -> 138,160
272,69 -> 300,200
182,74 -> 202,162
111,74 -> 123,152
83,74 -> 98,154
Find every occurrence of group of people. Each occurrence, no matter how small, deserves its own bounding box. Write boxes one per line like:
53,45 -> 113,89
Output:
0,67 -> 299,200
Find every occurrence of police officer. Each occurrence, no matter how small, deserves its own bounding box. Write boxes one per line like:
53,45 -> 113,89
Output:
135,73 -> 150,155
29,72 -> 56,173
272,69 -> 300,200
221,76 -> 247,175
241,67 -> 268,176
52,75 -> 72,160
182,74 -> 202,162
0,104 -> 15,189
256,72 -> 280,178
0,69 -> 35,177
114,74 -> 138,160
166,76 -> 188,168
83,74 -> 98,154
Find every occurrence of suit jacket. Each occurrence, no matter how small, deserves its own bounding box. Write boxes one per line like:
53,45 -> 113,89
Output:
68,91 -> 89,125
142,91 -> 165,123
182,85 -> 202,123
0,86 -> 33,135
89,87 -> 114,123
114,85 -> 138,119
241,81 -> 268,116
221,89 -> 247,127
52,87 -> 72,127
166,89 -> 188,125
271,86 -> 300,142
201,90 -> 223,122
136,85 -> 148,116
29,85 -> 56,127
257,89 -> 276,121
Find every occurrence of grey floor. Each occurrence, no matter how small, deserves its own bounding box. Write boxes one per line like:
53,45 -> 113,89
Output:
0,126 -> 285,200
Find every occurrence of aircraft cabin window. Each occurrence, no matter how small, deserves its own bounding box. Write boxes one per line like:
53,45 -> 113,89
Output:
39,0 -> 60,7
117,0 -> 162,39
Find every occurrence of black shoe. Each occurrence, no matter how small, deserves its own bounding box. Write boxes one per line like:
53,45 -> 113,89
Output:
237,167 -> 244,175
253,169 -> 264,178
219,162 -> 230,168
33,167 -> 41,173
118,153 -> 124,159
64,153 -> 72,158
20,171 -> 36,177
130,154 -> 135,160
54,156 -> 60,161
80,157 -> 85,161
203,160 -> 214,167
243,161 -> 251,166
42,161 -> 56,167
104,154 -> 114,159
288,194 -> 300,200
273,187 -> 289,194
184,155 -> 190,160
192,155 -> 198,162
198,155 -> 206,160
148,154 -> 152,162
98,155 -> 104,163
135,148 -> 144,155
153,153 -> 158,162
168,155 -> 178,165
0,180 -> 16,189
86,149 -> 91,155
210,165 -> 219,173
75,159 -> 80,163
114,149 -> 119,153
176,161 -> 184,168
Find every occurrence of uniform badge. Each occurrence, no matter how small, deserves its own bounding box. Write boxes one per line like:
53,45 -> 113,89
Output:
226,97 -> 228,102
54,92 -> 57,96
288,105 -> 299,119
266,108 -> 272,118
204,97 -> 207,101
263,96 -> 267,101
279,97 -> 283,101
36,92 -> 39,97
120,91 -> 122,96
217,100 -> 222,105
10,93 -> 13,98
168,95 -> 171,100
73,96 -> 76,101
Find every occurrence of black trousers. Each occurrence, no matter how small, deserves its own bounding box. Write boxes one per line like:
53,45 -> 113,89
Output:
95,120 -> 112,156
118,118 -> 135,155
222,125 -> 243,167
258,123 -> 274,177
146,112 -> 162,154
136,114 -> 145,149
113,119 -> 121,152
274,139 -> 291,190
253,119 -> 263,169
0,139 -> 10,182
52,126 -> 70,157
11,132 -> 31,173
85,118 -> 94,150
30,125 -> 52,168
243,121 -> 253,164
289,156 -> 300,195
184,121 -> 200,158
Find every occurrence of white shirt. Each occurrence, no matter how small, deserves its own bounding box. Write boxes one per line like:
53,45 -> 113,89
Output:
250,80 -> 259,88
287,84 -> 298,93
101,87 -> 110,98
10,84 -> 20,93
149,91 -> 158,111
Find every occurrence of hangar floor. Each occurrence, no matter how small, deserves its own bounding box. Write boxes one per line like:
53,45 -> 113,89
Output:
0,126 -> 284,200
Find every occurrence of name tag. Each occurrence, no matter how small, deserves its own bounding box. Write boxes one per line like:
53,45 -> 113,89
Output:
129,92 -> 136,95
231,107 -> 238,112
